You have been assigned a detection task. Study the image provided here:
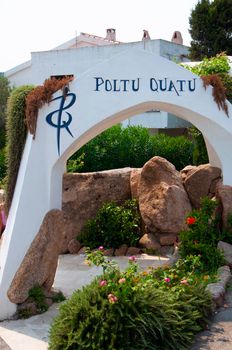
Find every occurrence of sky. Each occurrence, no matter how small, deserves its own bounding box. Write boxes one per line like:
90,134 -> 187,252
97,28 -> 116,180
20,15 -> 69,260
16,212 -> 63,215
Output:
0,0 -> 199,72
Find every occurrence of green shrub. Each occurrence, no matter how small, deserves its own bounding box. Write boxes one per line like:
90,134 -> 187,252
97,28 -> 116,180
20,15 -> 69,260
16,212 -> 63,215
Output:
0,75 -> 11,129
67,125 -> 194,173
188,127 -> 209,165
28,284 -> 49,313
5,85 -> 34,211
78,199 -> 141,249
0,148 -> 6,183
182,54 -> 230,76
49,252 -> 212,350
179,198 -> 224,272
151,133 -> 194,170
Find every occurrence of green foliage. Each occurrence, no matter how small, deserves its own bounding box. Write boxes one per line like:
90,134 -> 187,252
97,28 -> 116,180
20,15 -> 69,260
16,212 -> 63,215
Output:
5,85 -> 34,211
68,125 -> 154,172
67,125 -> 194,173
0,148 -> 6,182
51,291 -> 66,303
182,54 -> 232,165
0,75 -> 11,128
49,252 -> 213,350
26,285 -> 66,317
151,133 -> 194,170
183,54 -> 230,76
188,126 -> 209,165
78,199 -> 141,249
179,198 -> 225,272
28,285 -> 49,313
189,0 -> 232,60
67,153 -> 85,173
152,255 -> 217,290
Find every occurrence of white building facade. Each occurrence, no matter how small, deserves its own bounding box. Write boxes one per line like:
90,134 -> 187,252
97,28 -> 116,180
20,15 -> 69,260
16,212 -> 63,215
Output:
5,29 -> 191,133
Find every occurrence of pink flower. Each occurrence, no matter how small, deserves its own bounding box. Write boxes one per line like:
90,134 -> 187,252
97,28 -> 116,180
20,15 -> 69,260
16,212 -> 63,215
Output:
118,278 -> 126,284
164,277 -> 171,283
108,293 -> 118,304
129,256 -> 136,262
98,246 -> 104,251
99,280 -> 107,287
180,279 -> 189,285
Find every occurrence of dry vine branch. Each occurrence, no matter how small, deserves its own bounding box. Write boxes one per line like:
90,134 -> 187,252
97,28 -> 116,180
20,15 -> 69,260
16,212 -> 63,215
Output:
25,76 -> 73,138
201,74 -> 229,117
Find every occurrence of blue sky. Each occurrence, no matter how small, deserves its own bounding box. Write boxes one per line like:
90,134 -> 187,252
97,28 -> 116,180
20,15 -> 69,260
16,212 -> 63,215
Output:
0,0 -> 198,72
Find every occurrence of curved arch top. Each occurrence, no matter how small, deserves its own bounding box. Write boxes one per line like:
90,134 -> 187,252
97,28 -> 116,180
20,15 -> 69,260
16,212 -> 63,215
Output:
0,47 -> 232,320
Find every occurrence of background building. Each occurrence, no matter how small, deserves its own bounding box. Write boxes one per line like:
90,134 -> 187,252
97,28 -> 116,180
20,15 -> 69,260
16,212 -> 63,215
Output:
5,28 -> 192,135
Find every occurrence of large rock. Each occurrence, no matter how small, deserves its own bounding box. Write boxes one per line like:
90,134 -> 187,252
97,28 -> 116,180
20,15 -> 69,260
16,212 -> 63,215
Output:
62,168 -> 132,245
216,185 -> 232,231
130,168 -> 142,200
184,164 -> 221,208
180,165 -> 197,182
139,157 -> 191,234
8,210 -> 66,304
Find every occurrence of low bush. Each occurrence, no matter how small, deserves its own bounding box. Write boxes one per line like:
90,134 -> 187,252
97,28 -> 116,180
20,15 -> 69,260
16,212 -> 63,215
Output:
78,199 -> 141,249
179,197 -> 225,272
151,133 -> 194,170
49,251 -> 213,350
188,126 -> 209,165
67,125 -> 194,173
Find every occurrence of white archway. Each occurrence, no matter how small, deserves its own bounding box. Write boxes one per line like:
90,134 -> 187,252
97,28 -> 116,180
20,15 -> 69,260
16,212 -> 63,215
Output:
0,48 -> 232,319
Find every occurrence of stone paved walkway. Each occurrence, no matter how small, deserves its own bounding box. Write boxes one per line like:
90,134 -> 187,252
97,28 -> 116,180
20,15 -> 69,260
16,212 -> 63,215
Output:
191,279 -> 232,350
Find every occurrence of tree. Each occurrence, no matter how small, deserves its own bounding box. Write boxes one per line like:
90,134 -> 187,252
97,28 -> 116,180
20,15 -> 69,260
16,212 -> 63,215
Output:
0,75 -> 11,127
189,0 -> 232,60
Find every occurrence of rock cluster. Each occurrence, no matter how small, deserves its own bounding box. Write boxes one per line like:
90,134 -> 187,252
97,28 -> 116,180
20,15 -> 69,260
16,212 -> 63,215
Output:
9,156 -> 232,307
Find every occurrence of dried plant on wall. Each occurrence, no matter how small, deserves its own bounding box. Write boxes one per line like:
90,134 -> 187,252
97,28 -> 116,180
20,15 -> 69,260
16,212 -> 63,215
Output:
201,74 -> 229,117
25,76 -> 73,138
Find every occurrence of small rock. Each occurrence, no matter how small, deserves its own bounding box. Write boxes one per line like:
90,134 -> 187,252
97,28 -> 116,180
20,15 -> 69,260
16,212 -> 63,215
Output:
217,241 -> 232,267
114,244 -> 128,256
159,233 -> 177,246
104,248 -> 114,256
216,185 -> 232,231
206,283 -> 225,307
17,301 -> 38,317
78,247 -> 87,255
126,247 -> 142,256
68,239 -> 81,254
160,245 -> 175,257
139,233 -> 160,250
218,265 -> 231,285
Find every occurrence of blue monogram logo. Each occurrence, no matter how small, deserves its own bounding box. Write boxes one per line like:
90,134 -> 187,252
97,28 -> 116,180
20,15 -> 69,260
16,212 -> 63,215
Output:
46,92 -> 76,155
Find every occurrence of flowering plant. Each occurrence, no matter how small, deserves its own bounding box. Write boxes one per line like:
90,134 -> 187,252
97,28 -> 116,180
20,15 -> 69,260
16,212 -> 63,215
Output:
186,216 -> 196,225
49,246 -> 214,350
180,197 -> 224,272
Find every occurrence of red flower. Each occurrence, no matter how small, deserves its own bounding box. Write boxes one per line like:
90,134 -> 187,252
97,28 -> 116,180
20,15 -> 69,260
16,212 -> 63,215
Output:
186,217 -> 196,225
